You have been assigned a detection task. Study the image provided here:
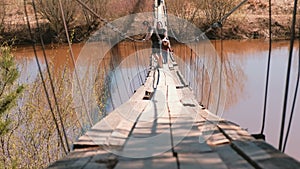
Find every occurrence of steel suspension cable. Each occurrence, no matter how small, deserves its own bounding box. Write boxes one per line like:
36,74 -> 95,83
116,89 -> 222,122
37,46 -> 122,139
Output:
58,0 -> 93,126
200,45 -> 206,106
109,41 -> 130,100
23,0 -> 67,154
260,0 -> 273,136
133,42 -> 144,86
216,27 -> 224,115
206,39 -> 218,109
108,39 -> 123,106
127,45 -> 137,92
138,43 -> 148,82
123,43 -> 135,94
31,0 -> 70,152
279,0 -> 298,151
283,13 -> 300,153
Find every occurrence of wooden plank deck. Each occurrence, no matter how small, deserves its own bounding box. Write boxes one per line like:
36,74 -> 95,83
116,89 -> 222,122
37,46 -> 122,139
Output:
48,62 -> 300,169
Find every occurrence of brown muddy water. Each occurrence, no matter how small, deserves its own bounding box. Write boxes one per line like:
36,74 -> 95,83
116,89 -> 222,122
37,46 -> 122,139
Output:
12,40 -> 300,161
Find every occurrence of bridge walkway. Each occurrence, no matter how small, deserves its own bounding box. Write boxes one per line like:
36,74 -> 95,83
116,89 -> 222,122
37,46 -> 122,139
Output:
48,61 -> 300,169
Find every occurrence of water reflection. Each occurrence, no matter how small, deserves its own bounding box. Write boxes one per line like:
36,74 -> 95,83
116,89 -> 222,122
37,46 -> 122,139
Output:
13,43 -> 84,83
219,40 -> 300,161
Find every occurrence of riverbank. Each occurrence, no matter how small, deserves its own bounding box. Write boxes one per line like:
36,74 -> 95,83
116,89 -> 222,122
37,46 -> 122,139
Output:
0,0 -> 297,45
211,0 -> 296,40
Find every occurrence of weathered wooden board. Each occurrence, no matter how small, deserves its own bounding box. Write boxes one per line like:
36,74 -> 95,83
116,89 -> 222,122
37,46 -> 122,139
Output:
253,140 -> 300,169
178,152 -> 228,169
106,101 -> 149,147
115,152 -> 177,169
169,70 -> 185,88
214,144 -> 255,169
172,127 -> 212,154
131,121 -> 170,138
217,121 -> 255,141
48,148 -> 114,169
74,100 -> 147,148
232,140 -> 300,169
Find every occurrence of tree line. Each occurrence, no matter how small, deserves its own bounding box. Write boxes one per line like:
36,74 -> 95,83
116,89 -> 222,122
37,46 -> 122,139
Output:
0,0 -> 240,44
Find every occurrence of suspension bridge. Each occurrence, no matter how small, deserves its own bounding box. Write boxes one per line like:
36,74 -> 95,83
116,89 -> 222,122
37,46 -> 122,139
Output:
44,0 -> 300,168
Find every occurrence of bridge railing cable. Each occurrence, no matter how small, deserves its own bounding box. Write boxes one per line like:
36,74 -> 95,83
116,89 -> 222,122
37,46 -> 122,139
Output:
31,0 -> 71,152
255,0 -> 273,141
279,0 -> 298,152
59,0 -> 93,128
281,0 -> 299,152
24,0 -> 68,154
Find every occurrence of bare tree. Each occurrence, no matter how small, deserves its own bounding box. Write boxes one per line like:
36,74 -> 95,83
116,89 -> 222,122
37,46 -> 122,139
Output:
35,0 -> 77,41
202,0 -> 238,25
80,0 -> 109,26
167,0 -> 201,23
167,0 -> 238,26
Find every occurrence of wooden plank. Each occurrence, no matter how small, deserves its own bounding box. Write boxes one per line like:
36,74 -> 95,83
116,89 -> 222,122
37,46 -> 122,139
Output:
231,140 -> 300,169
157,69 -> 167,87
175,70 -> 188,87
198,121 -> 230,146
130,86 -> 147,101
206,130 -> 230,146
167,85 -> 181,103
165,72 -> 177,88
143,76 -> 154,90
198,109 -> 222,124
131,121 -> 170,138
107,101 -> 149,147
140,87 -> 168,121
173,127 -> 212,153
171,108 -> 212,153
214,144 -> 255,169
73,110 -> 123,148
168,61 -> 174,70
74,101 -> 146,148
47,156 -> 91,169
115,152 -> 177,169
178,87 -> 194,97
178,153 -> 228,169
48,148 -> 111,169
148,70 -> 155,77
110,120 -> 134,139
114,100 -> 148,122
169,103 -> 201,122
169,70 -> 184,88
171,105 -> 198,119
82,163 -> 107,169
83,149 -> 117,169
218,121 -> 255,141
253,140 -> 300,169
156,117 -> 170,125
153,69 -> 159,89
121,128 -> 172,158
119,85 -> 173,157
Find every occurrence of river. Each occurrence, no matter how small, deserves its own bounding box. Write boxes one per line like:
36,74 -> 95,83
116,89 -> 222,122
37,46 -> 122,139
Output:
12,39 -> 300,161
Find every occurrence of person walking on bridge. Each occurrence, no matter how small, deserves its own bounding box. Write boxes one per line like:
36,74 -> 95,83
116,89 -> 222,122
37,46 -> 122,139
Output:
143,21 -> 167,68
